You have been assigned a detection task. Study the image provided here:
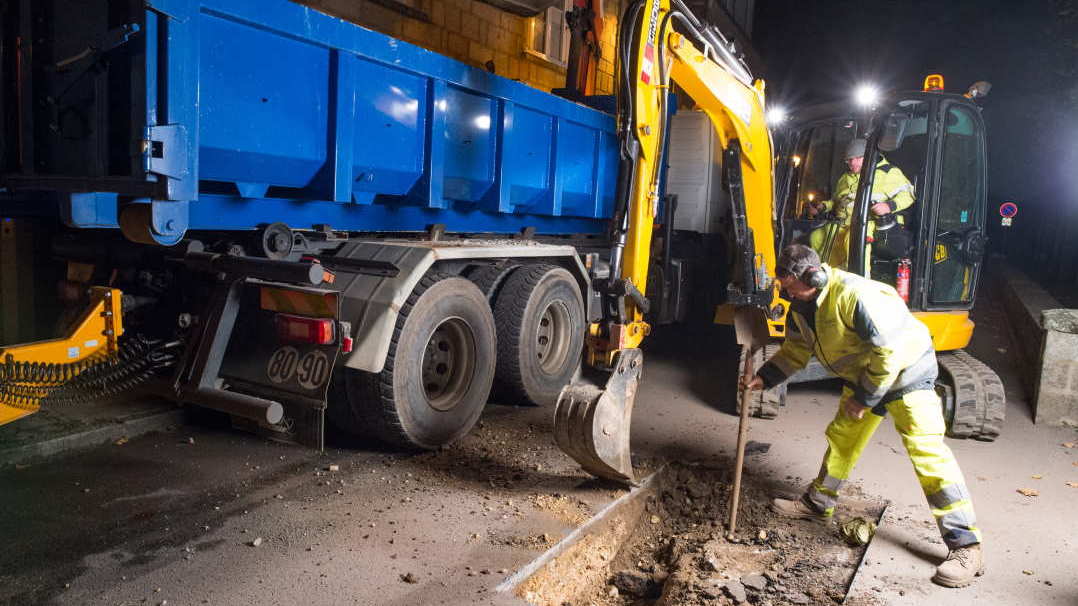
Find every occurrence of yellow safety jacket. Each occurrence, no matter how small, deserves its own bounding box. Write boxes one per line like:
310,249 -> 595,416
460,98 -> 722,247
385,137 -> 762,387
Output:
811,159 -> 916,269
825,158 -> 915,222
758,265 -> 936,412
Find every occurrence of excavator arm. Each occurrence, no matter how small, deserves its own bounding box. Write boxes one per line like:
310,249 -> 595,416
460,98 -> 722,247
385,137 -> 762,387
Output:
555,0 -> 782,483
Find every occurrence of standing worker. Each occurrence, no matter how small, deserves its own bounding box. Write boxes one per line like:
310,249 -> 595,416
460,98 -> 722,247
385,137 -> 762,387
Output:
744,244 -> 984,588
808,138 -> 915,270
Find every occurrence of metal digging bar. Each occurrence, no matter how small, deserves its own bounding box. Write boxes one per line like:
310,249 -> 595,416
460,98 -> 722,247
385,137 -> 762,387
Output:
727,306 -> 770,536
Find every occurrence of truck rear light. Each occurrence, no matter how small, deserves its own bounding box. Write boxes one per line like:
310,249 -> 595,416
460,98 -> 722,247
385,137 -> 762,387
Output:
339,321 -> 353,353
275,314 -> 335,345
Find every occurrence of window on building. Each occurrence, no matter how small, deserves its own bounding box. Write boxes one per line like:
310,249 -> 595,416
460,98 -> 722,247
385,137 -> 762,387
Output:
529,0 -> 573,65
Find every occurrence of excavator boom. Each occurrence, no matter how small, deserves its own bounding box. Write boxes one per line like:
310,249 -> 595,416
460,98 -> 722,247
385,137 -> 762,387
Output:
554,0 -> 781,483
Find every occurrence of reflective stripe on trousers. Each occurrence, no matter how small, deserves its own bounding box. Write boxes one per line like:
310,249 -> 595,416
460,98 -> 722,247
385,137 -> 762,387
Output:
806,388 -> 981,548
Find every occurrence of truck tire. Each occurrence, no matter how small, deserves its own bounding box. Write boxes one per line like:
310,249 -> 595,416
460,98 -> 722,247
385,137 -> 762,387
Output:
465,262 -> 520,303
492,264 -> 584,406
330,273 -> 496,449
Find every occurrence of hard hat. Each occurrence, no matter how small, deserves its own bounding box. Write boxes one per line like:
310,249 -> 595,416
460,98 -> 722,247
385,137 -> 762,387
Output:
845,138 -> 866,159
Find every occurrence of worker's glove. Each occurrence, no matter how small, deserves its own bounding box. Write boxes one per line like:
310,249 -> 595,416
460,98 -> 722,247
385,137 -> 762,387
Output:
741,375 -> 764,391
843,398 -> 868,420
805,200 -> 827,219
870,202 -> 893,216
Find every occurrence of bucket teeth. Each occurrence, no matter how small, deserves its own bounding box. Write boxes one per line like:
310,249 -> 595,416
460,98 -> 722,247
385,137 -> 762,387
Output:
554,348 -> 642,484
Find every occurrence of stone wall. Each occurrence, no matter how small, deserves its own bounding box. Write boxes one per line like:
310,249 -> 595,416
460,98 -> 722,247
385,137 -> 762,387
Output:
1036,310 -> 1078,426
998,264 -> 1078,426
296,0 -> 622,95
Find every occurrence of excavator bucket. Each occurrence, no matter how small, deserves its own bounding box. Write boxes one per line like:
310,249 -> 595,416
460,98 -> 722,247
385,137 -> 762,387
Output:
554,348 -> 642,484
733,306 -> 771,353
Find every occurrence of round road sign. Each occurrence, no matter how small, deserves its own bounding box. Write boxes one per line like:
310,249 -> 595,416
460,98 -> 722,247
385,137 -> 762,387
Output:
999,201 -> 1018,218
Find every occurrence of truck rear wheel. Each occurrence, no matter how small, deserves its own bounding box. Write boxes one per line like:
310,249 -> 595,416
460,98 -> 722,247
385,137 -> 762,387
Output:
331,273 -> 496,449
465,262 -> 519,302
492,264 -> 584,406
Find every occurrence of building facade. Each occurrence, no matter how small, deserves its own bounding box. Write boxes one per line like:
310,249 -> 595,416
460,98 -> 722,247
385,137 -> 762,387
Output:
297,0 -> 624,94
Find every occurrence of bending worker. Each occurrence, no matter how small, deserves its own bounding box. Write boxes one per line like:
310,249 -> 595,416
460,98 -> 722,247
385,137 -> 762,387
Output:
744,244 -> 984,588
808,138 -> 915,270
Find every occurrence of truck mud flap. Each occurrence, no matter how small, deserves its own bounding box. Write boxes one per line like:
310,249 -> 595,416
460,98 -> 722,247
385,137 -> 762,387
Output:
174,276 -> 342,449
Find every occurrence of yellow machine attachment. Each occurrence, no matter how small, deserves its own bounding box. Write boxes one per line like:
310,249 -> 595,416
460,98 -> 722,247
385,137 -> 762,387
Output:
0,287 -> 124,425
554,0 -> 780,483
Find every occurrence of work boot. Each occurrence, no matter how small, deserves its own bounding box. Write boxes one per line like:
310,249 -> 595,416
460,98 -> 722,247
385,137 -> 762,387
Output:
933,543 -> 985,588
770,496 -> 829,520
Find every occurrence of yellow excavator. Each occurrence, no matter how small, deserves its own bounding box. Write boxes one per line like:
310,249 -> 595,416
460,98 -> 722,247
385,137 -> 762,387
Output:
554,0 -> 784,483
552,9 -> 1005,483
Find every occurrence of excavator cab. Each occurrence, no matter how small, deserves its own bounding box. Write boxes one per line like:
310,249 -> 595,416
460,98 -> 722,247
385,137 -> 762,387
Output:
778,89 -> 989,338
776,85 -> 1004,441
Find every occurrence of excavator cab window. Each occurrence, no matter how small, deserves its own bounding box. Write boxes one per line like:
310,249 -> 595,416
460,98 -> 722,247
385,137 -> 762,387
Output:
780,120 -> 861,250
864,99 -> 930,286
926,102 -> 986,307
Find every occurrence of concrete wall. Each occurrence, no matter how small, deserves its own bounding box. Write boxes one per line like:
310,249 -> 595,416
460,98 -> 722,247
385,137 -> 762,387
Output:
1037,310 -> 1078,426
296,0 -> 623,94
998,264 -> 1078,426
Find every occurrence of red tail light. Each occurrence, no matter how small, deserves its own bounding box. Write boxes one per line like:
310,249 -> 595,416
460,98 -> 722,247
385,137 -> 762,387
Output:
275,314 -> 335,345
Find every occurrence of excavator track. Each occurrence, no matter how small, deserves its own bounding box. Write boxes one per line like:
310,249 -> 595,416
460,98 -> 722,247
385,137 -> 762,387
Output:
937,350 -> 1005,441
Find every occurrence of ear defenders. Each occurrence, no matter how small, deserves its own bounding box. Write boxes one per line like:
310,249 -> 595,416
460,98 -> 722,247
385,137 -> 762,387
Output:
801,265 -> 828,289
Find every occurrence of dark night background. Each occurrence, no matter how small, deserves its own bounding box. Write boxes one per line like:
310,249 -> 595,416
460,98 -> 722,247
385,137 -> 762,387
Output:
753,0 -> 1078,301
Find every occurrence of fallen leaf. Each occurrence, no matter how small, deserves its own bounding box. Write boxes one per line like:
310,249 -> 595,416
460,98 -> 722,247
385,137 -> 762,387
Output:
1066,482 -> 1078,488
1017,488 -> 1039,497
1031,474 -> 1043,479
1063,442 -> 1076,448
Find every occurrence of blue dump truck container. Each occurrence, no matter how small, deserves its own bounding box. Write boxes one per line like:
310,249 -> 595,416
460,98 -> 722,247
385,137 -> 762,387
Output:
1,0 -> 618,244
0,0 -> 632,451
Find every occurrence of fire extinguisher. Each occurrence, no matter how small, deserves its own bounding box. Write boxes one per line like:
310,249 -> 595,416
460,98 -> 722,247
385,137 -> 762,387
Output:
896,258 -> 911,303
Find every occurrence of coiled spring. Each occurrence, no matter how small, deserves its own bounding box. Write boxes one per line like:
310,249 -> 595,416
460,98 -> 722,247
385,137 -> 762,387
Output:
0,336 -> 181,411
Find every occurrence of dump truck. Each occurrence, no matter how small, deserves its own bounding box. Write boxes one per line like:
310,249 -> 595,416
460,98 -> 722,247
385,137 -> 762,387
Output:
0,0 -> 777,477
0,0 -> 623,446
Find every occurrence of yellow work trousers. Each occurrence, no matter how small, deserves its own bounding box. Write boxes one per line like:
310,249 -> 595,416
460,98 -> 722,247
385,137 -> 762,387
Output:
804,388 -> 981,549
809,223 -> 871,274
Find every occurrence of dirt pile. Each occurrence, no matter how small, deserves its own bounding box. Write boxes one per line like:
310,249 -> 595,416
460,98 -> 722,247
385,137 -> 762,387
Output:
584,463 -> 885,606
